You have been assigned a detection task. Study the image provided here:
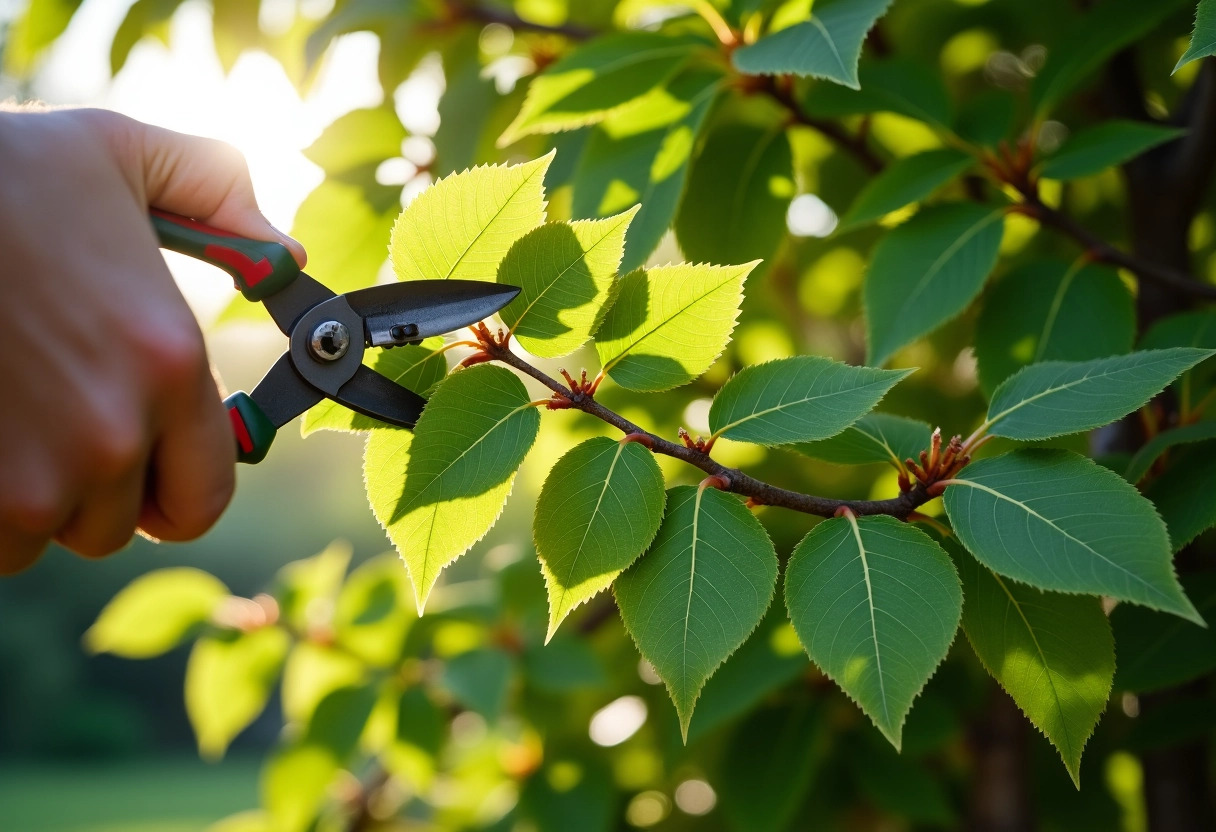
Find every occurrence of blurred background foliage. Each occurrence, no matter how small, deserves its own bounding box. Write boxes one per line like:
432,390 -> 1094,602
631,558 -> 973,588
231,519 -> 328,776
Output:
1,0 -> 1215,830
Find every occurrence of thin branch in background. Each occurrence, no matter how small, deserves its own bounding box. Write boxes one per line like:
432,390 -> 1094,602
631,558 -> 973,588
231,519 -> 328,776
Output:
446,0 -> 596,39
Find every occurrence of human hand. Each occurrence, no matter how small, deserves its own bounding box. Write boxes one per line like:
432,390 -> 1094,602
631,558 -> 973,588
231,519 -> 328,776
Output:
0,107 -> 306,573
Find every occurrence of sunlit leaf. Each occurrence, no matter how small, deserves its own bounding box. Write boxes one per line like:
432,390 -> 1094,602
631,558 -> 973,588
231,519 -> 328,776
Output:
365,365 -> 541,610
535,437 -> 666,641
732,0 -> 894,88
865,203 -> 1005,366
333,553 -> 417,667
572,66 -> 723,271
3,0 -> 84,75
390,153 -> 552,283
1040,121 -> 1184,181
616,486 -> 778,739
187,627 -> 290,759
498,208 -> 638,358
944,449 -> 1200,623
499,31 -> 707,145
595,261 -> 756,392
281,642 -> 365,725
261,743 -> 338,832
790,412 -> 931,467
974,261 -> 1135,395
983,349 -> 1215,441
110,0 -> 181,75
954,543 -> 1114,787
85,568 -> 227,659
785,514 -> 961,748
839,148 -> 972,231
675,121 -> 794,266
1175,0 -> 1216,72
303,106 -> 406,175
273,541 -> 351,634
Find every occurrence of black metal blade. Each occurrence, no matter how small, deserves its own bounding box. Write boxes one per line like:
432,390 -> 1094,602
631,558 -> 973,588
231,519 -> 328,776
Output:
334,365 -> 428,428
249,352 -> 326,428
262,272 -> 336,336
345,280 -> 521,347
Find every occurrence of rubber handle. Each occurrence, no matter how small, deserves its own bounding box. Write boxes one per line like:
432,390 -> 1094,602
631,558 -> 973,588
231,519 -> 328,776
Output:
225,391 -> 277,464
151,209 -> 299,302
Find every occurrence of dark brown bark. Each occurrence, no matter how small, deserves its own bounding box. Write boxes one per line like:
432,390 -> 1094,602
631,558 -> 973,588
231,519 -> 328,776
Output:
967,689 -> 1036,832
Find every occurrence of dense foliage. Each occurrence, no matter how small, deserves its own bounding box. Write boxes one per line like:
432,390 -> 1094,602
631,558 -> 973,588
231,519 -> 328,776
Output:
9,0 -> 1216,829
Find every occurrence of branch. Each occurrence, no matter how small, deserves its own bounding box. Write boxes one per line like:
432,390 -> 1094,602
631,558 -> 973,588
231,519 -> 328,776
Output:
758,76 -> 886,174
482,340 -> 938,519
1017,192 -> 1216,301
446,1 -> 596,39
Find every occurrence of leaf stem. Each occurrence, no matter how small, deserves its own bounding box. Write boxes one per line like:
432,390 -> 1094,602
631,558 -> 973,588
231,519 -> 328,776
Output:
691,0 -> 737,46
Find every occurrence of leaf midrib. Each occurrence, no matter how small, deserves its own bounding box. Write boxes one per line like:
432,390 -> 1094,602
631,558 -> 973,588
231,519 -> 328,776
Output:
440,165 -> 542,281
554,441 -> 627,616
714,373 -> 897,438
900,207 -> 1004,315
808,15 -> 848,78
844,513 -> 890,726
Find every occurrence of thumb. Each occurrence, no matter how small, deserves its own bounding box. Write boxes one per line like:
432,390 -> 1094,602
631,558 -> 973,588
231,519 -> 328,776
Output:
116,116 -> 307,268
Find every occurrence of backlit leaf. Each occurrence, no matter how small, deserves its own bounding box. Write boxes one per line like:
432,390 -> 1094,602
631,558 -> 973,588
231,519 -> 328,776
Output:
390,153 -> 552,283
708,356 -> 912,444
595,261 -> 756,392
865,203 -> 1005,366
333,553 -> 417,667
615,486 -> 778,739
187,627 -> 290,759
1040,121 -> 1184,181
273,542 -> 351,633
731,0 -> 894,88
85,568 -> 227,659
983,349 -> 1215,441
497,208 -> 638,358
1174,0 -> 1216,72
303,106 -> 406,175
955,544 -> 1114,786
365,365 -> 541,610
974,261 -> 1135,395
534,437 -> 666,641
572,66 -> 722,271
790,412 -> 932,468
839,148 -> 972,231
943,449 -> 1200,623
281,642 -> 365,726
785,514 -> 961,748
675,121 -> 794,266
1144,439 -> 1216,550
302,337 -> 446,435
1113,573 -> 1216,693
499,31 -> 707,145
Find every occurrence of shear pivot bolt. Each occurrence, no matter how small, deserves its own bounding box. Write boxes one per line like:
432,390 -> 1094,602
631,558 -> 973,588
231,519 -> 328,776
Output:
309,320 -> 350,361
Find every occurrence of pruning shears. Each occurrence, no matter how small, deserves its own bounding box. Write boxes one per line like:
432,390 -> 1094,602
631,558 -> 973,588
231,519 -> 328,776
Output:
151,210 -> 520,463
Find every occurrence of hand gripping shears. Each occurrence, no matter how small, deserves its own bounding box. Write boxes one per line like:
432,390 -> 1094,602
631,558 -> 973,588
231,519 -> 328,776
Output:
151,210 -> 519,463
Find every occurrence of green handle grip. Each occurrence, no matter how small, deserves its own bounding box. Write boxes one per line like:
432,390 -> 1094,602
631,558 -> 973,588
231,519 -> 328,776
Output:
151,209 -> 299,302
225,391 -> 277,464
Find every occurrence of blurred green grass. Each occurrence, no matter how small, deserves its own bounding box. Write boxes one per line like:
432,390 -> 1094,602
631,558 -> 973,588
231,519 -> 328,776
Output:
0,757 -> 260,832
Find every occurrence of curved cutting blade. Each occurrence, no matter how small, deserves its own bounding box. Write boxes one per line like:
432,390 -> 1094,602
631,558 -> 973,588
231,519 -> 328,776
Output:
335,365 -> 428,428
346,280 -> 521,346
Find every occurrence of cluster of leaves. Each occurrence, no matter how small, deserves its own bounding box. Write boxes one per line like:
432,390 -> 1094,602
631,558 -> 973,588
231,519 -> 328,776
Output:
12,0 -> 1216,826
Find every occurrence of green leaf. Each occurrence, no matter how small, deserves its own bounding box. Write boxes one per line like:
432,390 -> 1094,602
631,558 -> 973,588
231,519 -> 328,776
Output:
534,437 -> 666,641
1031,0 -> 1192,116
497,208 -> 638,359
955,544 -> 1114,787
441,647 -> 514,719
1141,309 -> 1216,410
1175,0 -> 1216,72
850,733 -> 956,824
784,514 -> 961,749
390,154 -> 552,283
302,337 -> 446,435
85,567 -> 227,658
273,542 -> 351,634
675,122 -> 794,266
365,365 -> 541,610
1113,573 -> 1216,693
3,0 -> 83,76
974,262 -> 1135,395
719,702 -> 829,832
520,759 -> 615,832
303,107 -> 406,175
281,642 -> 365,726
731,0 -> 894,88
261,742 -> 339,832
838,149 -> 972,231
186,627 -> 290,759
594,261 -> 756,392
572,66 -> 723,272
803,58 -> 952,128
522,635 -> 608,692
982,349 -> 1215,441
864,203 -> 1005,366
790,412 -> 932,468
333,553 -> 416,667
307,683 -> 378,760
1144,439 -> 1216,550
615,485 -> 778,739
207,810 -> 272,832
707,356 -> 912,445
1125,421 -> 1216,483
110,0 -> 181,75
943,449 -> 1201,623
1040,121 -> 1185,181
384,685 -> 443,789
499,32 -> 707,145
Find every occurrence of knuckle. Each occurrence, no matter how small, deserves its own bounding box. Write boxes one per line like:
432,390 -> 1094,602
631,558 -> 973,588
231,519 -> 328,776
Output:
138,324 -> 209,387
0,486 -> 61,540
165,477 -> 234,541
85,417 -> 145,480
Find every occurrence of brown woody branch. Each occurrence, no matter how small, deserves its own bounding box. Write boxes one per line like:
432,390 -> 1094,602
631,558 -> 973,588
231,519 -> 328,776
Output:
481,339 -> 937,519
445,0 -> 596,39
758,75 -> 887,173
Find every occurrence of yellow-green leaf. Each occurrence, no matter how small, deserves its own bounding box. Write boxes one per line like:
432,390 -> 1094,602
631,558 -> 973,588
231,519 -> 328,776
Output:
85,568 -> 228,658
